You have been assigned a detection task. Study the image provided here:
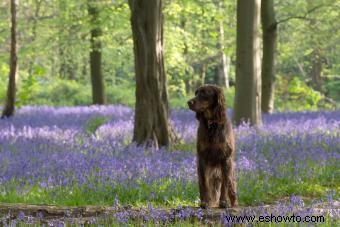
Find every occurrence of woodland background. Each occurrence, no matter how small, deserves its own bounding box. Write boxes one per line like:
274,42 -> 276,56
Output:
0,1 -> 339,225
0,0 -> 339,111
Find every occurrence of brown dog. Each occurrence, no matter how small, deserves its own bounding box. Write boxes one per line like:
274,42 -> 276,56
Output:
188,84 -> 237,208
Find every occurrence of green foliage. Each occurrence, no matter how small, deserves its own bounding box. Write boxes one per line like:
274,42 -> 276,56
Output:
0,63 -> 9,104
224,87 -> 235,109
0,0 -> 339,111
106,85 -> 135,107
324,80 -> 340,102
169,87 -> 235,109
85,116 -> 110,135
169,94 -> 191,109
0,179 -> 198,207
17,75 -> 39,107
34,79 -> 91,106
288,77 -> 321,106
14,78 -> 136,107
275,76 -> 322,111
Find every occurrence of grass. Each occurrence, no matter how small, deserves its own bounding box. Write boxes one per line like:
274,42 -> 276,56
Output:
0,179 -> 197,207
0,160 -> 336,207
84,116 -> 111,135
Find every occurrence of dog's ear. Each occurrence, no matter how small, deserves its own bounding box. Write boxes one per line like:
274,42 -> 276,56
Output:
213,86 -> 226,123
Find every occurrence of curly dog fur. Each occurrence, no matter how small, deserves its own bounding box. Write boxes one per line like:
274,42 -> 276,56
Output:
188,84 -> 237,208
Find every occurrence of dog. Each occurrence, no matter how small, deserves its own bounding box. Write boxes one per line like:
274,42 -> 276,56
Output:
187,84 -> 237,208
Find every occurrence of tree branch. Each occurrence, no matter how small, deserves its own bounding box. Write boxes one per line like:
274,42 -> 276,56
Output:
27,15 -> 55,21
275,3 -> 325,26
323,96 -> 338,108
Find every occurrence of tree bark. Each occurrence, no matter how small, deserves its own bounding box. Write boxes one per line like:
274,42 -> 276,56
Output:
128,0 -> 170,148
216,0 -> 229,88
2,0 -> 18,118
311,49 -> 322,92
28,0 -> 42,78
58,1 -> 73,80
216,54 -> 230,88
307,1 -> 322,93
180,18 -> 193,95
261,0 -> 277,114
88,0 -> 105,104
233,0 -> 262,126
200,64 -> 207,86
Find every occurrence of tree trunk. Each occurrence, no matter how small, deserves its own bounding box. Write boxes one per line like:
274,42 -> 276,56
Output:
88,0 -> 105,104
28,0 -> 42,78
201,64 -> 207,86
233,0 -> 262,126
181,18 -> 193,95
261,0 -> 277,114
58,1 -> 70,79
128,0 -> 170,148
184,79 -> 191,95
216,0 -> 229,88
216,55 -> 230,88
2,0 -> 18,118
307,0 -> 322,92
311,49 -> 322,92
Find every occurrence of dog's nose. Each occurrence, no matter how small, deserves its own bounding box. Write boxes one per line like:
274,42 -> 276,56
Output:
187,100 -> 194,106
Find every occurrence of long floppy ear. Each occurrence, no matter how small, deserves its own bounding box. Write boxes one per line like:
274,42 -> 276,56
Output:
213,86 -> 226,123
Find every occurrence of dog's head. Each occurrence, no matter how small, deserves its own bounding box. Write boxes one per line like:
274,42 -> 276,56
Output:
187,84 -> 226,122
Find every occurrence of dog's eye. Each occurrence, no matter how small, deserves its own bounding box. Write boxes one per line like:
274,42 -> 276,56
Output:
199,91 -> 209,98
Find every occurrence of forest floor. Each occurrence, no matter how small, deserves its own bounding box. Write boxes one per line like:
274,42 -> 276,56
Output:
0,199 -> 338,225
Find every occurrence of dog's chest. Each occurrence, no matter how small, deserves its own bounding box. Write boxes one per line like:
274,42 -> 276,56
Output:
197,123 -> 225,143
197,123 -> 227,158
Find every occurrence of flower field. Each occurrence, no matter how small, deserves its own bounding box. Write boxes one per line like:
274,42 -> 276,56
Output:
0,106 -> 339,225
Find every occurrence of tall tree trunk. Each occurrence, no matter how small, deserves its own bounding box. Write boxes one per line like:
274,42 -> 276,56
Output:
181,18 -> 192,95
201,64 -> 207,86
128,0 -> 170,148
216,54 -> 231,88
307,0 -> 322,92
2,0 -> 18,118
81,54 -> 88,81
215,0 -> 229,88
58,1 -> 67,79
233,0 -> 262,126
88,0 -> 105,104
57,1 -> 77,80
28,0 -> 42,78
261,0 -> 277,113
311,49 -> 322,92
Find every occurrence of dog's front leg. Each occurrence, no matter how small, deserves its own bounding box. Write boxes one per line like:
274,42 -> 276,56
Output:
220,159 -> 238,207
197,158 -> 209,208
